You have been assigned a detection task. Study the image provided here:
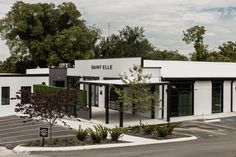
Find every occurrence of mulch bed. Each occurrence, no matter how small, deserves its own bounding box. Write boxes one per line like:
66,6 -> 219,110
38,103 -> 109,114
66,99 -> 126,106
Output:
23,137 -> 125,147
126,132 -> 189,140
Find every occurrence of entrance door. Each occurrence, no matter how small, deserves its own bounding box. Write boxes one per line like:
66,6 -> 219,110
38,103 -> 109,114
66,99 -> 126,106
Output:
170,82 -> 193,117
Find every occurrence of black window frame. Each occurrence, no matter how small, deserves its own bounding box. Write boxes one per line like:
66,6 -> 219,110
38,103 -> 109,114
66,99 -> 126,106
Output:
2,87 -> 10,105
212,81 -> 224,113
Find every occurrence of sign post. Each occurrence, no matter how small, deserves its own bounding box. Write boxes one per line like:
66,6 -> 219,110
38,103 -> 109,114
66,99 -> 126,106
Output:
39,127 -> 49,147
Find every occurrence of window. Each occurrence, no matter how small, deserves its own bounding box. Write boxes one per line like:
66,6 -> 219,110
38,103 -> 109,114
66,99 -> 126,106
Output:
53,81 -> 65,87
212,81 -> 223,113
2,87 -> 10,105
21,87 -> 31,104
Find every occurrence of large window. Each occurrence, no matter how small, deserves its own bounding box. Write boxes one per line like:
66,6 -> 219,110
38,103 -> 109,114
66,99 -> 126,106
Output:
21,87 -> 31,104
2,87 -> 10,105
212,81 -> 223,113
67,76 -> 80,88
109,87 -> 119,110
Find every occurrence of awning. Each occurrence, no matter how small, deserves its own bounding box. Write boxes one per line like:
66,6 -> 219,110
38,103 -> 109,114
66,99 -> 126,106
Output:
79,78 -> 169,86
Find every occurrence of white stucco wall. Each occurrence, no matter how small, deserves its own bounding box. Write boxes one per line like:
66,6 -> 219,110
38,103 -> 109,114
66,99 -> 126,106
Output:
0,76 -> 49,117
26,68 -> 49,74
98,86 -> 105,109
67,58 -> 142,78
157,85 -> 163,119
194,81 -> 212,116
223,81 -> 231,113
233,81 -> 236,112
163,85 -> 168,120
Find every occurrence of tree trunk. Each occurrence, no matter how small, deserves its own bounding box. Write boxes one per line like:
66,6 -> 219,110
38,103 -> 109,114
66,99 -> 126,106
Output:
49,125 -> 53,142
138,104 -> 142,134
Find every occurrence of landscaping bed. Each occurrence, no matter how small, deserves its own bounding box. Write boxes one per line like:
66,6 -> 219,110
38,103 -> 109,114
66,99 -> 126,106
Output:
22,125 -> 125,147
23,137 -> 125,147
124,123 -> 190,140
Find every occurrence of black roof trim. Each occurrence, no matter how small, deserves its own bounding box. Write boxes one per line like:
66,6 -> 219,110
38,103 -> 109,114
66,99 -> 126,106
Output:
0,74 -> 49,77
75,57 -> 142,61
162,77 -> 236,81
142,67 -> 162,69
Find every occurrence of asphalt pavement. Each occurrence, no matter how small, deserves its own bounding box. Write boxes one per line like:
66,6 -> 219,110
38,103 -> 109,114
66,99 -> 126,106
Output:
31,116 -> 236,157
0,115 -> 75,148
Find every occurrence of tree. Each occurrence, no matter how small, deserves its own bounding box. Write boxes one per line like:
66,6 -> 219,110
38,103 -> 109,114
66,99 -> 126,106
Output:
115,65 -> 154,133
15,86 -> 77,140
147,49 -> 188,61
183,25 -> 208,61
205,41 -> 236,62
95,26 -> 155,58
0,1 -> 100,72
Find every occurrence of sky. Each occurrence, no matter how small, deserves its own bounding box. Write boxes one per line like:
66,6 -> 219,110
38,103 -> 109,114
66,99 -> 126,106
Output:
0,0 -> 236,61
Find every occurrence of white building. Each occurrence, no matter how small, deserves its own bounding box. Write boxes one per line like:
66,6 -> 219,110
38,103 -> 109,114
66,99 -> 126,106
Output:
0,73 -> 49,116
1,57 -> 236,126
66,57 -> 236,126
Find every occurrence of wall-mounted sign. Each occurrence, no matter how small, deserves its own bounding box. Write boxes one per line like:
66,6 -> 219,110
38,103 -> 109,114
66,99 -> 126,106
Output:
91,65 -> 112,70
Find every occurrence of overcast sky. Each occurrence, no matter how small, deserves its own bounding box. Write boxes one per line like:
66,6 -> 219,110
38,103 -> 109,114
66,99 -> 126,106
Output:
0,0 -> 236,61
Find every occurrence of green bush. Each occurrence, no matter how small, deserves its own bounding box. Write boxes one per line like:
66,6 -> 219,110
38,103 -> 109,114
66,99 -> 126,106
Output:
156,123 -> 176,137
109,126 -> 123,141
76,126 -> 88,141
143,125 -> 155,135
94,124 -> 108,140
156,126 -> 169,137
88,128 -> 102,143
166,123 -> 176,135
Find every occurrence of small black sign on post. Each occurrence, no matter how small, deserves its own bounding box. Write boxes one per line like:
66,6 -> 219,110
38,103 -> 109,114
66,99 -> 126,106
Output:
39,127 -> 49,147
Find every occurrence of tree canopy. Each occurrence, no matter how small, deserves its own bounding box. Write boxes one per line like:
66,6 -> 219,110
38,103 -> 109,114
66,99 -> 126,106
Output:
146,49 -> 188,61
207,41 -> 236,62
0,1 -> 100,72
183,25 -> 208,61
95,26 -> 155,58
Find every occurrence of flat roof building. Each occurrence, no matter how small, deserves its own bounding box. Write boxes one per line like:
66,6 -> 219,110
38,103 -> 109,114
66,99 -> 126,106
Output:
1,57 -> 236,126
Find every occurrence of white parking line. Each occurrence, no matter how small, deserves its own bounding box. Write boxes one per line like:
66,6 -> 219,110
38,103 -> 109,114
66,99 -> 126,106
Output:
0,135 -> 75,145
0,122 -> 42,129
0,123 -> 46,132
204,119 -> 221,123
0,127 -> 66,136
0,130 -> 74,140
191,127 -> 227,136
194,121 -> 236,130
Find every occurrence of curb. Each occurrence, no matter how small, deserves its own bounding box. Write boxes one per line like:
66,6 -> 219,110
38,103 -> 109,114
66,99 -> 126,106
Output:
13,135 -> 197,153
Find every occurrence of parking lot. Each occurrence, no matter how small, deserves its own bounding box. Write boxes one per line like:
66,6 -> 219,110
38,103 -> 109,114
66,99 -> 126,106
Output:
175,116 -> 236,139
1,114 -> 236,151
0,115 -> 75,148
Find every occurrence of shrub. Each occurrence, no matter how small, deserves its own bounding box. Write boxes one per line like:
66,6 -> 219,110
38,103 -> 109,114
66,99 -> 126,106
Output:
94,124 -> 108,140
76,126 -> 88,141
156,123 -> 176,137
109,126 -> 123,141
166,123 -> 176,135
143,125 -> 155,135
156,126 -> 169,137
88,128 -> 102,143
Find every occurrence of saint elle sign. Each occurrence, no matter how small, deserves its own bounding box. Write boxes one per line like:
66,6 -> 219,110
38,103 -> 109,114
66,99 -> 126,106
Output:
91,65 -> 112,70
